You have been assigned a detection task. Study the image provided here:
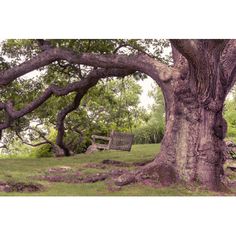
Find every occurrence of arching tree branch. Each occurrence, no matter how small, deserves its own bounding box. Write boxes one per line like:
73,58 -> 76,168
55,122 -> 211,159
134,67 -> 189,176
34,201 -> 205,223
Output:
0,68 -> 135,134
0,46 -> 179,87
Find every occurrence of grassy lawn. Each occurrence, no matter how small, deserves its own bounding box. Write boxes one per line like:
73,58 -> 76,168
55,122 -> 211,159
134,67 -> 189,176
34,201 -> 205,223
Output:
0,143 -> 236,196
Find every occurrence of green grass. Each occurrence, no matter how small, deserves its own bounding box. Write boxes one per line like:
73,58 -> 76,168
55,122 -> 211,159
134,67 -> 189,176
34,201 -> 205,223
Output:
0,143 -> 235,196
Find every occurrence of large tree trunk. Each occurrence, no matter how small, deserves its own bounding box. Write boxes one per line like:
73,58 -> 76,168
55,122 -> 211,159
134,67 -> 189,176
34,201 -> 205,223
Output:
152,91 -> 227,191
135,41 -> 230,191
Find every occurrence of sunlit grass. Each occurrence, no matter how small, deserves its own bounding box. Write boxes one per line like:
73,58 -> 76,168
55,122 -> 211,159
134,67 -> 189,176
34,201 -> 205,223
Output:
0,143 -> 235,196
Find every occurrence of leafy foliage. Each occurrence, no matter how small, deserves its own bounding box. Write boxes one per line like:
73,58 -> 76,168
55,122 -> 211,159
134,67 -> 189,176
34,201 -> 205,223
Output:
133,86 -> 165,144
224,88 -> 236,140
61,76 -> 144,153
1,76 -> 144,156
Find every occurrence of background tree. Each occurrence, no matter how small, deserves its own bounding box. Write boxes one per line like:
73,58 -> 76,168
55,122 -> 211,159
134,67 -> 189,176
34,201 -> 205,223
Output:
224,86 -> 236,141
54,76 -> 143,155
134,86 -> 165,144
0,73 -> 144,156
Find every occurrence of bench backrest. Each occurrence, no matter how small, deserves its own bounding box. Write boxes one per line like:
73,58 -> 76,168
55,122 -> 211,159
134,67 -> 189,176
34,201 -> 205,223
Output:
108,131 -> 134,151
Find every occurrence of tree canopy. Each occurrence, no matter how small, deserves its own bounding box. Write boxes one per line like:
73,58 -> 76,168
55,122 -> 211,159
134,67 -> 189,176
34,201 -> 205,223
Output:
0,39 -> 171,155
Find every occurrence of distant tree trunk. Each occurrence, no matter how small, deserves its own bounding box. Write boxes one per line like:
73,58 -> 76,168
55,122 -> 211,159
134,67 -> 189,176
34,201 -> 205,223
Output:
52,144 -> 69,157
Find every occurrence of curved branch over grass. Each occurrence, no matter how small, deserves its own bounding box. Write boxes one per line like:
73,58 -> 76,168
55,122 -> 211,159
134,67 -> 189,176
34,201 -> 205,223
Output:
0,68 -> 134,132
0,46 -> 178,87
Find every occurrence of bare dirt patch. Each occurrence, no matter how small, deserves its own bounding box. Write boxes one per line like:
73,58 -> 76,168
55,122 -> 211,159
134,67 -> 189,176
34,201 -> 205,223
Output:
35,159 -> 157,190
0,181 -> 44,193
47,166 -> 72,173
38,168 -> 129,185
101,159 -> 153,167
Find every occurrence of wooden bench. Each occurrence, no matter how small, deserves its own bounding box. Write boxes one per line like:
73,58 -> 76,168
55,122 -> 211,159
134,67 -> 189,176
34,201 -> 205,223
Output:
91,131 -> 134,152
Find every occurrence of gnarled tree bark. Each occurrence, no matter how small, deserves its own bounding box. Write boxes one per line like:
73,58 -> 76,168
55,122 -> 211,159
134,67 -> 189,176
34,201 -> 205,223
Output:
134,40 -> 232,191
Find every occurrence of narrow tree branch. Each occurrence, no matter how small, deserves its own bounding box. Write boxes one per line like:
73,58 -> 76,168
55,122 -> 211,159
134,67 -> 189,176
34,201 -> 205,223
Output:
15,131 -> 49,147
0,144 -> 7,149
27,127 -> 53,144
113,43 -> 129,54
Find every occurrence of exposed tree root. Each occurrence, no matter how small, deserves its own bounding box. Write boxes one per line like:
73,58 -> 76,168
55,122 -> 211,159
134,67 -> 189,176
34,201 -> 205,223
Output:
33,158 -> 236,194
39,169 -> 128,184
37,159 -> 176,189
111,160 -> 234,193
82,159 -> 154,170
101,159 -> 130,167
114,173 -> 136,186
0,181 -> 44,193
112,161 -> 177,187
